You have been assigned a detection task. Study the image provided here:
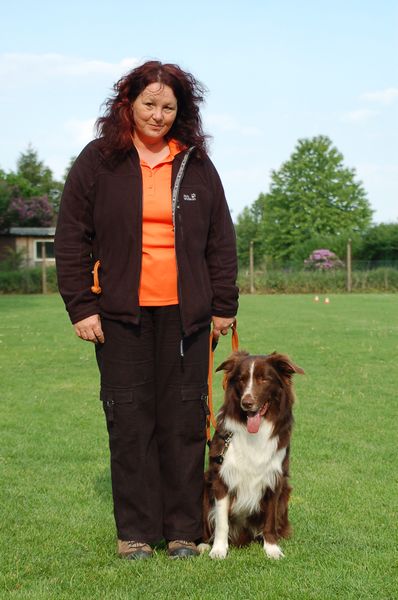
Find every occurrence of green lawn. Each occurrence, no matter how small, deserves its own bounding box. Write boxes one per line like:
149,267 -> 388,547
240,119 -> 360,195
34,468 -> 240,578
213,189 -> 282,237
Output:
1,294 -> 397,599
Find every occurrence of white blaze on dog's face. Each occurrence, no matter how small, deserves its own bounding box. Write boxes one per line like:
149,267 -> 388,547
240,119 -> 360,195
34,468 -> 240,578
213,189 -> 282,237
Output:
237,357 -> 278,433
241,360 -> 255,402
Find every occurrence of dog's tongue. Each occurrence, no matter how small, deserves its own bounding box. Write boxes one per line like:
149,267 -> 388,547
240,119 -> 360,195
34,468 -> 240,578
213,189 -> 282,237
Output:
247,412 -> 261,434
247,404 -> 268,434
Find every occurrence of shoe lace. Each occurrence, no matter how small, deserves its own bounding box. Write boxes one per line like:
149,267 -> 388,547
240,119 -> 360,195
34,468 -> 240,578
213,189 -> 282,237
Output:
127,541 -> 150,550
171,540 -> 195,547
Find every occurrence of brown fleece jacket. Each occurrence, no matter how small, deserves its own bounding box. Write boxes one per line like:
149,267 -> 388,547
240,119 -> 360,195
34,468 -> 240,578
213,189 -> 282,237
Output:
54,140 -> 239,336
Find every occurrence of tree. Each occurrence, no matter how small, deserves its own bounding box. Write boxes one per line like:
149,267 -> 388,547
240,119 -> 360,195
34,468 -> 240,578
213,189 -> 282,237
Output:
16,145 -> 63,209
0,170 -> 33,230
259,136 -> 372,261
355,223 -> 398,261
0,146 -> 62,230
235,193 -> 267,266
17,145 -> 53,192
6,196 -> 54,228
0,170 -> 14,224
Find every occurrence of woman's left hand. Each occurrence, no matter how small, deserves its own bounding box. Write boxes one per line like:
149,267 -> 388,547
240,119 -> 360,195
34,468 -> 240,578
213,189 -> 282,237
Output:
212,316 -> 236,341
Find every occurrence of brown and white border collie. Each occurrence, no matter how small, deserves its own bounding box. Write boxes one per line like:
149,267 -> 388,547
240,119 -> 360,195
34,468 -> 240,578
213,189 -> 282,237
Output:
201,351 -> 304,559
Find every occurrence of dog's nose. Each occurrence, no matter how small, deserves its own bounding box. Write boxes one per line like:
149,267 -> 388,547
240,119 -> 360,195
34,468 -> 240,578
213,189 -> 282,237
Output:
241,395 -> 255,411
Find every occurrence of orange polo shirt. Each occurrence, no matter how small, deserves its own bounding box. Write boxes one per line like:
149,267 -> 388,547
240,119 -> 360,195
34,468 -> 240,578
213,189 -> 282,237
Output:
138,140 -> 182,306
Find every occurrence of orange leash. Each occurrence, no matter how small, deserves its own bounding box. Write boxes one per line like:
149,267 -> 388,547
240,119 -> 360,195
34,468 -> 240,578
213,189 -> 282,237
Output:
206,321 -> 239,443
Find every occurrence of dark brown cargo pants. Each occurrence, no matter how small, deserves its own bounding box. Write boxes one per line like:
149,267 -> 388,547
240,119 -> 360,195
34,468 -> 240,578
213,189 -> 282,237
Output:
95,305 -> 209,543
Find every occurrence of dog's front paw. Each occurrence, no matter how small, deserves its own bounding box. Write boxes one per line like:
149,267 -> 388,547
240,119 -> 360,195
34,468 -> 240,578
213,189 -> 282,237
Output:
209,544 -> 228,559
263,541 -> 284,560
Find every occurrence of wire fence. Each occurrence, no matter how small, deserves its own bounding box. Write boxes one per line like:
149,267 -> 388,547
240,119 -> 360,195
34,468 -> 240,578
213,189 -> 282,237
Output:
238,260 -> 398,293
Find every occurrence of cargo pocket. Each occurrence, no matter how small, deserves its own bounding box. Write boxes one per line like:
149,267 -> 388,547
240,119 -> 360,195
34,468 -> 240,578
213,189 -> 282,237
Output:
100,388 -> 136,441
180,385 -> 209,442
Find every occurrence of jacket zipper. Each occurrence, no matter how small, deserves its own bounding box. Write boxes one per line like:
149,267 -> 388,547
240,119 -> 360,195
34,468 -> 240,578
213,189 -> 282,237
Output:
135,152 -> 143,321
172,146 -> 195,341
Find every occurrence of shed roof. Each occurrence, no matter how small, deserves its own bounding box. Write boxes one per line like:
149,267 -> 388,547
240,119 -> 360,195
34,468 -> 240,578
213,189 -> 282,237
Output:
7,227 -> 56,237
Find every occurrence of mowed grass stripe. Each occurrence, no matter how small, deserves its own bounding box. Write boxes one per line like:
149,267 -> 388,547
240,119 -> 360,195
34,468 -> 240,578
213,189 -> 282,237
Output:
0,294 -> 396,599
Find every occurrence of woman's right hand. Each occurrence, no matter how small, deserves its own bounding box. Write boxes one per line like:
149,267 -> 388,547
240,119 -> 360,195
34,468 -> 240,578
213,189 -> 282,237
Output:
73,314 -> 105,344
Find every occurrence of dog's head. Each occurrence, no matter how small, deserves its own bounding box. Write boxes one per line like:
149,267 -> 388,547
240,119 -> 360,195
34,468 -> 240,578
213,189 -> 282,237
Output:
216,351 -> 304,433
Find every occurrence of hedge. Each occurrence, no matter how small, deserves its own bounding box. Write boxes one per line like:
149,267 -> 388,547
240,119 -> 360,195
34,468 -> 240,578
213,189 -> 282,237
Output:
238,267 -> 398,293
0,266 -> 58,293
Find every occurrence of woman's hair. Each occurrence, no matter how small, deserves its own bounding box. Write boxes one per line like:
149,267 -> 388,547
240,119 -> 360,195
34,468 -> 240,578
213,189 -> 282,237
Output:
95,60 -> 209,159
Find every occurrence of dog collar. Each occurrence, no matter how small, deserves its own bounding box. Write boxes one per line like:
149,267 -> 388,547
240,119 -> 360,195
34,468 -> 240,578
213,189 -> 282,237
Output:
210,431 -> 234,465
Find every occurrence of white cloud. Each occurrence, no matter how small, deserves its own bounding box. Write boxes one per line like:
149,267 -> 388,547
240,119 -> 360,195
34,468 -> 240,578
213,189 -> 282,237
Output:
205,113 -> 261,136
361,87 -> 398,106
64,118 -> 96,145
342,87 -> 398,125
341,108 -> 379,123
0,53 -> 139,87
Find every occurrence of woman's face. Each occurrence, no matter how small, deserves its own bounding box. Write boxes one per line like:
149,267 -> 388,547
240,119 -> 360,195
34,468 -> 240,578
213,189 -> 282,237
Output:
131,82 -> 178,145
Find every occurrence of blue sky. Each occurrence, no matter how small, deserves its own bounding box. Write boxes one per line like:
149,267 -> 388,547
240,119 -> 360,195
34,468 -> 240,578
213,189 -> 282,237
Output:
1,0 -> 397,223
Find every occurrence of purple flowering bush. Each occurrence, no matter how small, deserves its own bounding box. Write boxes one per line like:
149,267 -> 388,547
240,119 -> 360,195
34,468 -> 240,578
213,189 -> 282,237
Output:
304,248 -> 344,270
5,195 -> 54,227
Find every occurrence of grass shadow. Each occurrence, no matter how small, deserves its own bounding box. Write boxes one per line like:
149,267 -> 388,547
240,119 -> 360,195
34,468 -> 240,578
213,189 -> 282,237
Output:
93,467 -> 112,501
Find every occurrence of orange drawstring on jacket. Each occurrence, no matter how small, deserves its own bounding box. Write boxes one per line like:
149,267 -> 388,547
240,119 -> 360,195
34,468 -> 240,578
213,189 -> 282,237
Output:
91,260 -> 101,294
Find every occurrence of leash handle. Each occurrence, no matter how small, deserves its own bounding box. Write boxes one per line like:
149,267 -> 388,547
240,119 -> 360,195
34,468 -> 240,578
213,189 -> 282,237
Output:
231,320 -> 239,352
206,320 -> 239,443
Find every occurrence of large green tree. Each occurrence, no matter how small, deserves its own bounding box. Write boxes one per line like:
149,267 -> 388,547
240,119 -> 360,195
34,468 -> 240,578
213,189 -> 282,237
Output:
243,136 -> 372,262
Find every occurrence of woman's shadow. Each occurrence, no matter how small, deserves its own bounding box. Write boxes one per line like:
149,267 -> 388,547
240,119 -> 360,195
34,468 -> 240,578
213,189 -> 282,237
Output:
93,467 -> 112,502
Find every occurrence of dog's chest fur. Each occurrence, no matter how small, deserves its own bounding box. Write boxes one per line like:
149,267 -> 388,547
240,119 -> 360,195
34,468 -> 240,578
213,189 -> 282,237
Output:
220,417 -> 286,517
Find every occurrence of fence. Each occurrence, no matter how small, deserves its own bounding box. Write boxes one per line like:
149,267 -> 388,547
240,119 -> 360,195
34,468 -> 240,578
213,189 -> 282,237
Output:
239,260 -> 398,294
241,239 -> 398,293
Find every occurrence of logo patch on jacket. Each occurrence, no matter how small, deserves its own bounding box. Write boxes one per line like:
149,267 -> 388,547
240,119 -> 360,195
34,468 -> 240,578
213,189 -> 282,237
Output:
183,193 -> 197,202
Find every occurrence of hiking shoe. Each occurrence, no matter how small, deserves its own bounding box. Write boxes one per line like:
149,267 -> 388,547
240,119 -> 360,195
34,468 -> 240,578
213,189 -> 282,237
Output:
167,540 -> 200,559
117,539 -> 153,560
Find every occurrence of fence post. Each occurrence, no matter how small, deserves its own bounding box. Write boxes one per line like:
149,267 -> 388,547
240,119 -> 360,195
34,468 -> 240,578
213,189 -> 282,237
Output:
41,242 -> 48,294
346,239 -> 352,293
249,241 -> 255,294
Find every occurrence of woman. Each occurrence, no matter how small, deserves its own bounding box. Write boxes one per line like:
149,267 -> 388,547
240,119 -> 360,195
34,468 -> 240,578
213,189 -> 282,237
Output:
55,60 -> 238,560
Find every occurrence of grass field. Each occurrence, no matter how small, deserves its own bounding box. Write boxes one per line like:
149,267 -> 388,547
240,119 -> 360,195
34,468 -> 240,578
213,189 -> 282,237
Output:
1,293 -> 397,599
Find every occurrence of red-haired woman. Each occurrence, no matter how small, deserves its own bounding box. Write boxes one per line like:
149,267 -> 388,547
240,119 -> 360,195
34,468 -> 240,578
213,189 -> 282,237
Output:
55,61 -> 238,560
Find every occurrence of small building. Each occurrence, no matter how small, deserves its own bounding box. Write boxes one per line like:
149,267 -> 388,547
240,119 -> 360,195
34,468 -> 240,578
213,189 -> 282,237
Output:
0,227 -> 56,267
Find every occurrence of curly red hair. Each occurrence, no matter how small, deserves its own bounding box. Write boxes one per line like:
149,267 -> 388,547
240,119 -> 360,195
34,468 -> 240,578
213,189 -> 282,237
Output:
95,60 -> 208,160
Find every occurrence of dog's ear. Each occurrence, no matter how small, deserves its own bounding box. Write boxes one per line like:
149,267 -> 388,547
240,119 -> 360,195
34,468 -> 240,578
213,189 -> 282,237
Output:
267,352 -> 305,377
215,351 -> 249,374
216,351 -> 249,390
